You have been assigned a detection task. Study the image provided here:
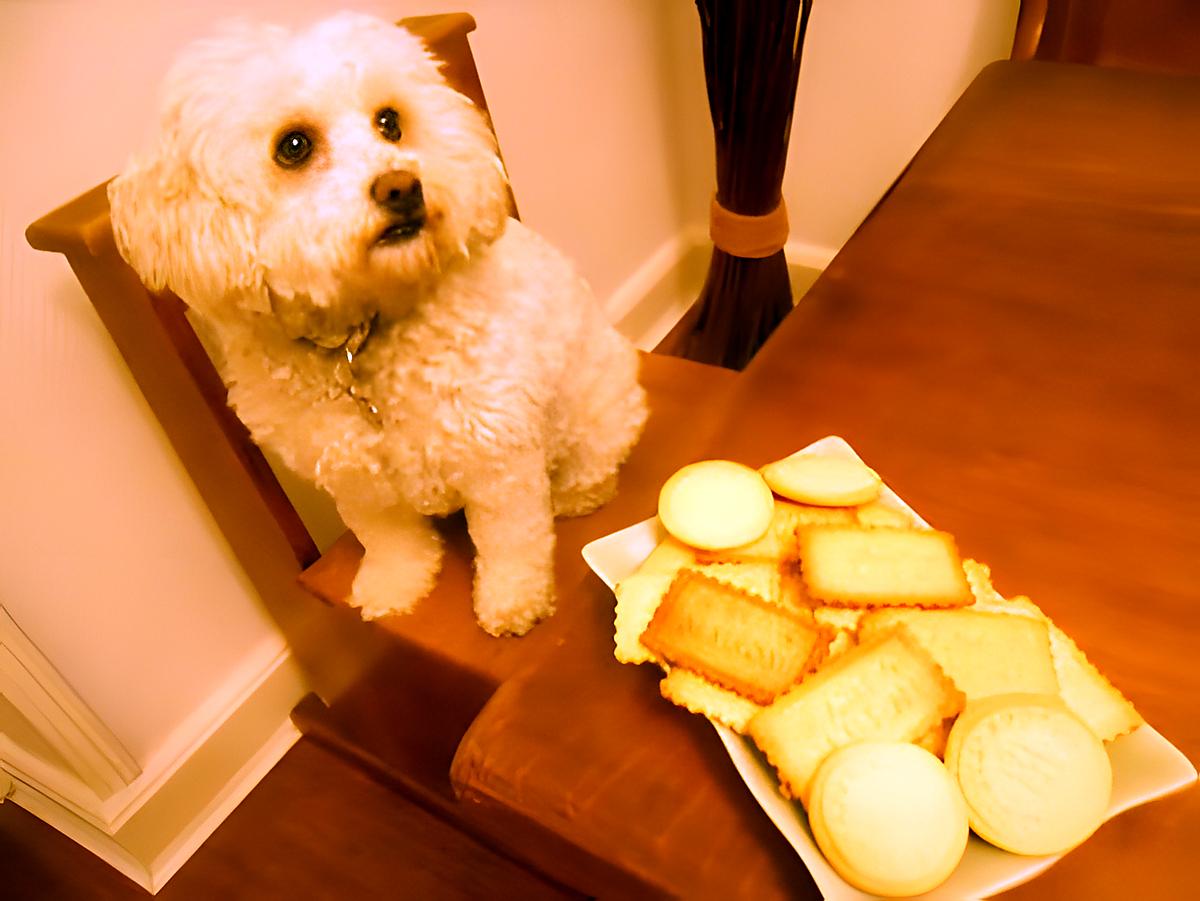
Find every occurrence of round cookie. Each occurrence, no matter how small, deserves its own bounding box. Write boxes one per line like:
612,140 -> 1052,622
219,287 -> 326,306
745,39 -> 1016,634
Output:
657,460 -> 774,551
759,453 -> 882,506
808,741 -> 969,897
945,693 -> 1112,856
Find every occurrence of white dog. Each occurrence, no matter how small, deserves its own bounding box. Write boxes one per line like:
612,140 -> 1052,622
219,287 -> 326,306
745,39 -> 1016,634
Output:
108,13 -> 647,635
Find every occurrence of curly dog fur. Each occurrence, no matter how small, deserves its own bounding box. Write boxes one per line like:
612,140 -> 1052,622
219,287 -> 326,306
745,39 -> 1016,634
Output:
109,12 -> 647,635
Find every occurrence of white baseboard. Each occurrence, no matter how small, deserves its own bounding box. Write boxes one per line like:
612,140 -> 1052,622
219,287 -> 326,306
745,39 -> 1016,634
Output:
607,225 -> 708,351
144,715 -> 302,892
783,237 -> 837,273
3,643 -> 306,893
608,228 -> 837,351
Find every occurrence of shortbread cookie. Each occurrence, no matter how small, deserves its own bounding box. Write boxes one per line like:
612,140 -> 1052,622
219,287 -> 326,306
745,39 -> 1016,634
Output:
808,742 -> 969,897
945,693 -> 1112,856
634,536 -> 697,576
812,606 -> 864,660
1001,596 -> 1142,741
640,570 -> 828,705
853,500 -> 914,529
799,526 -> 973,608
659,667 -> 762,733
613,571 -> 674,664
914,717 -> 955,759
1042,615 -> 1143,741
962,558 -> 1008,609
694,499 -> 817,564
962,562 -> 1142,741
688,560 -> 810,614
823,629 -> 857,660
785,503 -> 859,530
657,460 -> 774,551
858,607 -> 1058,701
812,605 -> 864,632
747,628 -> 964,804
759,452 -> 882,506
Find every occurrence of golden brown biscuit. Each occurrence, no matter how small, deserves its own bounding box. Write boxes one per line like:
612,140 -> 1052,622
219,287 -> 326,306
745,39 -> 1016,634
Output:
812,606 -> 863,660
812,605 -> 864,632
613,571 -> 674,665
808,741 -> 969,897
799,526 -> 973,608
858,607 -> 1059,701
913,717 -> 955,759
640,570 -> 829,705
657,460 -> 774,551
747,627 -> 964,804
635,536 -> 698,576
962,561 -> 1142,741
787,503 -> 859,530
694,498 -> 860,567
694,499 -> 801,563
1042,615 -> 1143,741
945,693 -> 1112,856
759,452 -> 882,507
853,500 -> 915,529
658,667 -> 762,733
692,560 -> 812,616
612,538 -> 700,665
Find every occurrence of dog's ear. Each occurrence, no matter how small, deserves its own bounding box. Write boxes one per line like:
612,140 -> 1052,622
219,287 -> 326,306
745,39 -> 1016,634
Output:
457,107 -> 512,247
426,89 -> 513,258
109,19 -> 279,320
108,144 -> 271,318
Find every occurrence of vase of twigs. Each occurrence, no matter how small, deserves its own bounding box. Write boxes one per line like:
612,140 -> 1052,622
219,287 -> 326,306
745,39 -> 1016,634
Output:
667,0 -> 813,370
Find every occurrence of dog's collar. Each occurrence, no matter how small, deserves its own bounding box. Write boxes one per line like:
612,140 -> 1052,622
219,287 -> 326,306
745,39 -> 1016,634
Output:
330,315 -> 382,426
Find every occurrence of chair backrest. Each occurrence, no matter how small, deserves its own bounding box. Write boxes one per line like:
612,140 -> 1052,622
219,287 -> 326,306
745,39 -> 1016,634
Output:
1013,0 -> 1200,75
24,13 -> 507,652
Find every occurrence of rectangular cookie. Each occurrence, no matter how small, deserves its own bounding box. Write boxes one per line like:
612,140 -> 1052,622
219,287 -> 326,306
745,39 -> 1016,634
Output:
640,570 -> 829,705
798,525 -> 973,608
858,607 -> 1059,701
747,627 -> 964,805
659,667 -> 762,733
1042,612 -> 1143,741
613,571 -> 675,665
961,561 -> 1142,740
688,560 -> 811,615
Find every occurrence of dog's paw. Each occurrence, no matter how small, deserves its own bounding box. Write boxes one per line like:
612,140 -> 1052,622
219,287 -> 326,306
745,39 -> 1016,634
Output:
349,541 -> 442,620
473,566 -> 556,637
350,578 -> 424,619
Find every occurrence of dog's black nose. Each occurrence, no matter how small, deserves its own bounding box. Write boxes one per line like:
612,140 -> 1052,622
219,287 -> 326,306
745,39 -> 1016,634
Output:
371,170 -> 423,214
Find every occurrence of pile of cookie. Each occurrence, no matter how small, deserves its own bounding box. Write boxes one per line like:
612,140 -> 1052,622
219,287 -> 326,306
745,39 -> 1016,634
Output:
613,449 -> 1142,897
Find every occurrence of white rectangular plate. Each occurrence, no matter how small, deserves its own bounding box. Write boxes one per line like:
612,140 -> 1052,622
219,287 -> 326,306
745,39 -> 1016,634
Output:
582,435 -> 1197,899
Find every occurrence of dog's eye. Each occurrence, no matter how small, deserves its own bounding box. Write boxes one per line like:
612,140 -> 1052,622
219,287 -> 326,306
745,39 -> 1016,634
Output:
274,130 -> 314,168
374,107 -> 402,142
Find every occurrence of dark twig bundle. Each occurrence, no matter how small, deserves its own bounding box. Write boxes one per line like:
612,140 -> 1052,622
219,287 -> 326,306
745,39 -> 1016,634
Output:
676,0 -> 813,370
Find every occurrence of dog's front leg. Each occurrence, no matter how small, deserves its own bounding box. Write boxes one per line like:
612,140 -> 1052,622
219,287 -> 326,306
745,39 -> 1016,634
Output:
462,452 -> 556,636
325,475 -> 444,620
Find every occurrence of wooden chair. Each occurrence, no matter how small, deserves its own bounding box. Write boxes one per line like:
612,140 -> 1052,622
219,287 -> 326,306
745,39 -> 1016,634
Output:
1013,0 -> 1200,75
27,12 -> 737,892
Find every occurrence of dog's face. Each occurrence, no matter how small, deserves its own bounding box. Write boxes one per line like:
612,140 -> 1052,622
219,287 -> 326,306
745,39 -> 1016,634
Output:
109,13 -> 510,344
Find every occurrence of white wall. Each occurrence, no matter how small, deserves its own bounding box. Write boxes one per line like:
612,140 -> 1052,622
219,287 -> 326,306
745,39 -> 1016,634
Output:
786,0 -> 1020,259
0,0 -> 1017,856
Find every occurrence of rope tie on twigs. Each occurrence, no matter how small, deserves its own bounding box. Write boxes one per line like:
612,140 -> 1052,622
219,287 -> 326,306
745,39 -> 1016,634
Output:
709,195 -> 789,259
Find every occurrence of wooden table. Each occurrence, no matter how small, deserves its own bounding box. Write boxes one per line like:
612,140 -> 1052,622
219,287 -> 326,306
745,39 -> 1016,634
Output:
448,61 -> 1200,898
